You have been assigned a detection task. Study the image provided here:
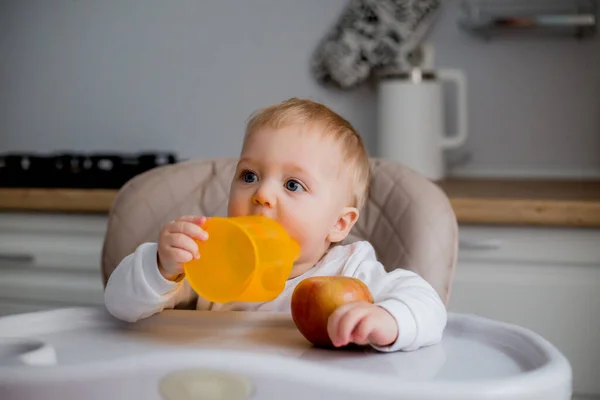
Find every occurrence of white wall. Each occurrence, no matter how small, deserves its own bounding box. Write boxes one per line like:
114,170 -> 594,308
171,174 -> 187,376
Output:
0,0 -> 376,158
430,2 -> 600,178
1,0 -> 599,177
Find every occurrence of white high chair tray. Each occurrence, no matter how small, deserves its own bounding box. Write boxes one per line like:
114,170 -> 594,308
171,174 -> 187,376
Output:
0,307 -> 571,400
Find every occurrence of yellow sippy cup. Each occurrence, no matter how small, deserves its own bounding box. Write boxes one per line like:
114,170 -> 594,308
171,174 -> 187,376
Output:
183,215 -> 301,304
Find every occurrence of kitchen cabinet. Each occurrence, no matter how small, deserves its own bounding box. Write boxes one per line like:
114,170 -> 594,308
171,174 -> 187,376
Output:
449,225 -> 600,397
0,212 -> 107,316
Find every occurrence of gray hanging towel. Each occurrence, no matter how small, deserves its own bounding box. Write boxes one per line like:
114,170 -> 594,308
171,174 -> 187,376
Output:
311,0 -> 441,89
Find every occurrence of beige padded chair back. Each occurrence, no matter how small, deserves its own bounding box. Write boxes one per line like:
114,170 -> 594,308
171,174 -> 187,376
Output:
101,158 -> 458,304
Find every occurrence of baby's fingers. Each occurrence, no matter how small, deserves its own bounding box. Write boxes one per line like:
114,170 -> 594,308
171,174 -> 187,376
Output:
328,303 -> 368,347
178,215 -> 208,225
168,220 -> 209,241
163,247 -> 194,264
351,315 -> 376,345
167,233 -> 201,259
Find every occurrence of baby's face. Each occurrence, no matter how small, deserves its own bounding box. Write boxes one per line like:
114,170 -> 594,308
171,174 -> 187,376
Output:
228,124 -> 354,277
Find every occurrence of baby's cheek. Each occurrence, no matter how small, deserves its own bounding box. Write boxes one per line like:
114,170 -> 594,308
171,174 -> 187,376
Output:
282,199 -> 332,247
293,221 -> 326,256
227,205 -> 245,218
280,214 -> 311,247
227,193 -> 249,217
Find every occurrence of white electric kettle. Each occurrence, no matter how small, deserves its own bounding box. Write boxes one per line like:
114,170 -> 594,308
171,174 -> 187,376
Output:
376,68 -> 468,180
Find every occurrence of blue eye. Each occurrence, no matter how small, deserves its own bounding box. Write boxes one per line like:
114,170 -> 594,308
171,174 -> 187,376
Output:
285,179 -> 304,192
241,171 -> 257,183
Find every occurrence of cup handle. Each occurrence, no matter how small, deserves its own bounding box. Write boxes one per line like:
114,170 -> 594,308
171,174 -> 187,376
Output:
438,69 -> 469,149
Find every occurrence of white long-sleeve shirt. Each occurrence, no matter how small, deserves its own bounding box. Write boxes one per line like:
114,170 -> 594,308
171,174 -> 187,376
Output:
104,240 -> 447,352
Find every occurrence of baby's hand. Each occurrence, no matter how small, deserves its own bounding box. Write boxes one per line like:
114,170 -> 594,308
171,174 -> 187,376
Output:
157,215 -> 209,281
327,301 -> 398,348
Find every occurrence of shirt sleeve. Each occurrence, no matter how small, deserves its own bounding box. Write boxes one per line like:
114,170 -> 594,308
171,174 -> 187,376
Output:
103,242 -> 198,322
341,242 -> 447,352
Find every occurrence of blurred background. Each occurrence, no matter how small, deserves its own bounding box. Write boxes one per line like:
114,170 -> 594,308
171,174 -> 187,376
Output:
0,1 -> 599,398
0,0 -> 598,176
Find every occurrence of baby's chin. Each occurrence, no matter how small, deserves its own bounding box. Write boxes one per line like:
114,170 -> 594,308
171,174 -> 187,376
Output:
288,262 -> 312,280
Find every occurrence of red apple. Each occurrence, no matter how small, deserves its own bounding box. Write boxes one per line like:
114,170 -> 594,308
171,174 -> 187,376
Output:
291,276 -> 374,347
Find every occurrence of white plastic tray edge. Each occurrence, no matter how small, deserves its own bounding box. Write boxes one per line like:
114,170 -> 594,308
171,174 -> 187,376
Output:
0,307 -> 573,399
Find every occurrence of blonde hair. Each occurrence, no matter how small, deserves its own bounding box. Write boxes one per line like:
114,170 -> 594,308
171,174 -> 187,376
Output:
243,98 -> 371,210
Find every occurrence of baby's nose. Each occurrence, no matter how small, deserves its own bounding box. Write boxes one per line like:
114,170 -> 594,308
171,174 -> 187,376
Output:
253,196 -> 273,207
252,186 -> 276,208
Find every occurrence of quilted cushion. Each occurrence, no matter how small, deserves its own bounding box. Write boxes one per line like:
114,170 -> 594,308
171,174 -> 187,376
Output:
101,158 -> 457,305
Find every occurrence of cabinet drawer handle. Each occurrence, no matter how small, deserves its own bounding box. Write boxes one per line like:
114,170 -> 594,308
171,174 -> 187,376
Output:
459,239 -> 503,250
0,254 -> 35,264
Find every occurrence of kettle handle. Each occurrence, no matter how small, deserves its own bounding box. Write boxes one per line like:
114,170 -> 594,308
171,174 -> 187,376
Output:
438,69 -> 468,149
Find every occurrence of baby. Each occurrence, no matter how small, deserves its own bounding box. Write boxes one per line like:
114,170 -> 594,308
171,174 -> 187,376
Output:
104,98 -> 447,352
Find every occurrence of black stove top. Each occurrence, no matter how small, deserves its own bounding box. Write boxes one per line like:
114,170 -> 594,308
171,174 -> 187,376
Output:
0,152 -> 177,189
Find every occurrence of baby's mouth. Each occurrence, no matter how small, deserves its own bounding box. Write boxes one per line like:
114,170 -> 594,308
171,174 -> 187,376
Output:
253,212 -> 275,220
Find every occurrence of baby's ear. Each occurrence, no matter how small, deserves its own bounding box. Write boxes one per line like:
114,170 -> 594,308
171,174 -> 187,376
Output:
327,207 -> 359,243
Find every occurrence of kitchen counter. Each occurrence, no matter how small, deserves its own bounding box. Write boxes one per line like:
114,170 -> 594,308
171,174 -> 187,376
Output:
437,178 -> 600,227
1,179 -> 599,227
0,188 -> 116,213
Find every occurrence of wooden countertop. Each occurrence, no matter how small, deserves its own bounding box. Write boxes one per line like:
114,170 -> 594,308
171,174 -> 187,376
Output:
0,188 -> 116,213
437,179 -> 600,228
1,179 -> 599,227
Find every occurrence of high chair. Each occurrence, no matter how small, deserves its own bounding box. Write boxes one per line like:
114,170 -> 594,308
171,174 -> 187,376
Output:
100,158 -> 458,305
0,158 -> 572,400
